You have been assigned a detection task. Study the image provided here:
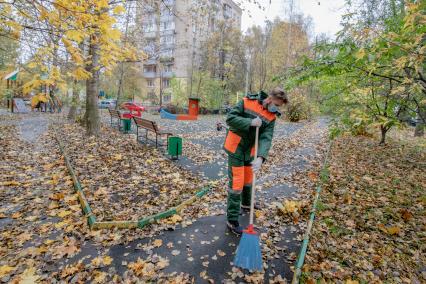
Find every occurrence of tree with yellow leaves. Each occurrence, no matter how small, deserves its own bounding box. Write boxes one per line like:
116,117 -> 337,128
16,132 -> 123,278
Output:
1,0 -> 141,135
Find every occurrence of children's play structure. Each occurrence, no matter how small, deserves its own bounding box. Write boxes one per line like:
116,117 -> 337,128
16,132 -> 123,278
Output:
2,69 -> 62,113
160,97 -> 200,120
121,102 -> 145,119
3,70 -> 28,113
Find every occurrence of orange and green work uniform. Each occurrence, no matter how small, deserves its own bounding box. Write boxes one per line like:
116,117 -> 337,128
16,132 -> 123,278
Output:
223,91 -> 280,222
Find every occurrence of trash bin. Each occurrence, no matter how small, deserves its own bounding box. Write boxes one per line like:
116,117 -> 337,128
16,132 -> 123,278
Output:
122,118 -> 131,133
168,136 -> 182,160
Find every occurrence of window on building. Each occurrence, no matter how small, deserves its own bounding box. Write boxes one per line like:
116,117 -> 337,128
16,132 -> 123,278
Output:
147,79 -> 155,87
144,65 -> 156,73
163,93 -> 172,103
160,35 -> 174,45
143,22 -> 156,32
160,21 -> 174,31
223,4 -> 232,19
160,49 -> 173,58
148,92 -> 157,100
162,79 -> 170,88
163,64 -> 173,72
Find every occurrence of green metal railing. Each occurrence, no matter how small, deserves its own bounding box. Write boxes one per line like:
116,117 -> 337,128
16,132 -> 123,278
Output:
292,141 -> 332,284
54,130 -> 210,230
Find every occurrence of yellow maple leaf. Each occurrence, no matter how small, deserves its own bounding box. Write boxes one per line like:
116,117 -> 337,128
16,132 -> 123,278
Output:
65,30 -> 84,43
57,210 -> 72,218
93,271 -> 107,283
166,214 -> 182,224
103,255 -> 113,265
0,265 -> 15,277
113,154 -> 122,160
386,226 -> 401,235
153,239 -> 163,248
0,181 -> 20,186
19,267 -> 39,284
113,5 -> 125,14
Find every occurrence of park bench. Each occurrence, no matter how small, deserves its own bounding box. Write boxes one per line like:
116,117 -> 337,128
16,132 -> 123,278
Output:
108,108 -> 123,131
133,117 -> 172,148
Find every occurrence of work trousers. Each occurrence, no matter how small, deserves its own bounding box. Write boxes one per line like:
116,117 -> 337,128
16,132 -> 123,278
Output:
226,155 -> 253,222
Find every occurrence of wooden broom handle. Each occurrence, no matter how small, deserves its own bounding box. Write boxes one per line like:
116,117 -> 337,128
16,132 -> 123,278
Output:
249,125 -> 260,226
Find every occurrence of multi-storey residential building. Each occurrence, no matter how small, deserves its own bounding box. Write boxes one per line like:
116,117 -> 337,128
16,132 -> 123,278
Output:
138,0 -> 242,105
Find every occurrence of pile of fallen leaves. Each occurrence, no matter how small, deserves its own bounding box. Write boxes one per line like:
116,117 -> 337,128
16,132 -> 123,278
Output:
303,134 -> 426,283
53,122 -> 208,221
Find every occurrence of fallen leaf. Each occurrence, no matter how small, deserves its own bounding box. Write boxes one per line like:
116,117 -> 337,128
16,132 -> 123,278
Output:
0,265 -> 15,277
153,239 -> 163,248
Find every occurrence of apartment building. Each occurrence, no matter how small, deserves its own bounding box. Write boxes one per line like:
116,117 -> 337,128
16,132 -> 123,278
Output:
138,0 -> 242,105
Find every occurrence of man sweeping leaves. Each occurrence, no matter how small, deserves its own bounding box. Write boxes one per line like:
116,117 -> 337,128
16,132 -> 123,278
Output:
224,87 -> 288,235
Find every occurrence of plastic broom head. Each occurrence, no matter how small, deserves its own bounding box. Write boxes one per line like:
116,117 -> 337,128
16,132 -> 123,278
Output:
233,225 -> 263,271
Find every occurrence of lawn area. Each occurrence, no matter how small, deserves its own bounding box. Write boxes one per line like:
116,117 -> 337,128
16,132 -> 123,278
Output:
303,129 -> 425,283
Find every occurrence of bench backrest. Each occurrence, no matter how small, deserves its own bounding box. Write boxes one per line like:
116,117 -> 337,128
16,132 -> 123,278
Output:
133,117 -> 159,132
108,108 -> 121,118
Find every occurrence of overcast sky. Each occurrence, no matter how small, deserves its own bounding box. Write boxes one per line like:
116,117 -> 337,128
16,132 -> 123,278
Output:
240,0 -> 347,38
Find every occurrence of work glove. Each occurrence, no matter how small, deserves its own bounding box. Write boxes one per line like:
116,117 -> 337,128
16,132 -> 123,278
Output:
251,157 -> 263,172
250,117 -> 262,127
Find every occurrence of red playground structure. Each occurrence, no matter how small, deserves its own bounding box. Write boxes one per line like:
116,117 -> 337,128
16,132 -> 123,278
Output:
121,102 -> 145,119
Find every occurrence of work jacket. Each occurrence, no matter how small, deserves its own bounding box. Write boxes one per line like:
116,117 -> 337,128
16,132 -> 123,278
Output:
223,91 -> 280,161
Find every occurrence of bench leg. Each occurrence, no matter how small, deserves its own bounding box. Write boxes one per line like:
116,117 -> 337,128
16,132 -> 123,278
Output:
136,127 -> 139,141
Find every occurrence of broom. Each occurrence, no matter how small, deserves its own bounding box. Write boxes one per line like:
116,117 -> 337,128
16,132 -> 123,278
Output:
233,125 -> 263,271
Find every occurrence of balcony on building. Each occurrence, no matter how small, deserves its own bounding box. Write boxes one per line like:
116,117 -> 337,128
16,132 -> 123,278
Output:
161,71 -> 175,78
143,65 -> 157,79
143,71 -> 157,79
144,59 -> 156,65
159,57 -> 174,63
143,31 -> 156,39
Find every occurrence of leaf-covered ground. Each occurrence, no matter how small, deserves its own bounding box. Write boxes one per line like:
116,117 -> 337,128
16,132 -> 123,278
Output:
53,122 -> 208,222
303,133 -> 426,283
1,111 -> 332,283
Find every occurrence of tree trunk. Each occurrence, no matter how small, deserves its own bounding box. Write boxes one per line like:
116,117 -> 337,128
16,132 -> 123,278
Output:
67,79 -> 79,121
115,63 -> 124,109
379,125 -> 388,145
414,105 -> 425,137
415,124 -> 424,137
85,37 -> 101,136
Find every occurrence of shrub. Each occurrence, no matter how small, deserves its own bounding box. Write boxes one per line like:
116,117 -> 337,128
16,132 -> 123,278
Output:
285,90 -> 316,122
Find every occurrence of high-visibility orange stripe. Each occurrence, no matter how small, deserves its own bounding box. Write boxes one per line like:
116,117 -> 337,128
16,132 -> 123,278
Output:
244,166 -> 253,185
224,131 -> 241,153
250,146 -> 255,157
243,97 -> 276,122
232,166 -> 245,190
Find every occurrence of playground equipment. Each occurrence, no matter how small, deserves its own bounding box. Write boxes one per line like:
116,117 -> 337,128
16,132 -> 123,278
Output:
121,102 -> 145,119
160,97 -> 200,120
3,70 -> 27,112
119,102 -> 145,133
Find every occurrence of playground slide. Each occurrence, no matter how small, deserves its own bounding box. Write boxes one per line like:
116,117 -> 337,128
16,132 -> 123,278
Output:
13,99 -> 29,113
160,109 -> 198,121
160,98 -> 200,121
160,109 -> 178,120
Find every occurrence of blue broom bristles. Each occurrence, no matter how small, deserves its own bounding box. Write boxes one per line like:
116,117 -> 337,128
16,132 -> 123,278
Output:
234,231 -> 263,271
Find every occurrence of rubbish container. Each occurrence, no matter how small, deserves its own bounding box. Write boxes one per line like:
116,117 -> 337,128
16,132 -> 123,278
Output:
168,136 -> 182,160
122,118 -> 131,134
